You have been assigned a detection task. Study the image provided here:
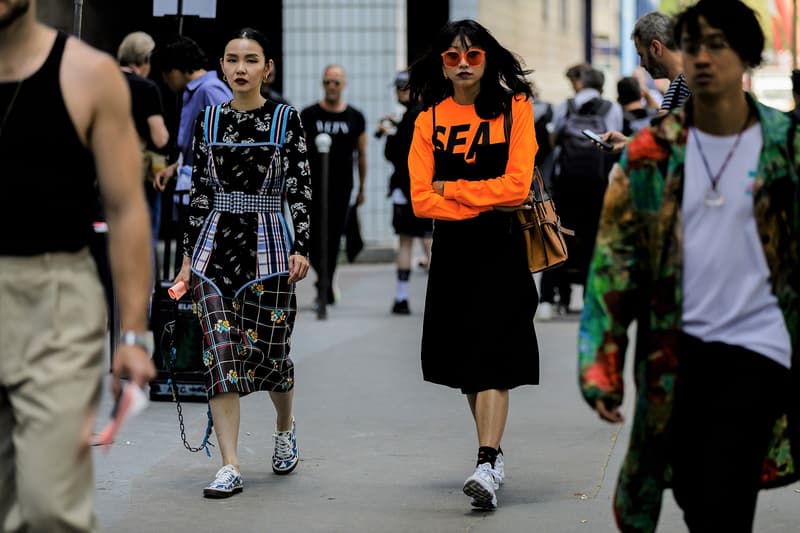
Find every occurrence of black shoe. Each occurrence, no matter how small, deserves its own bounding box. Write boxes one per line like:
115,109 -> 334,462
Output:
392,299 -> 410,315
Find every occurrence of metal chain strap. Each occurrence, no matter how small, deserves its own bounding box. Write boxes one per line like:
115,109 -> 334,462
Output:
161,321 -> 214,454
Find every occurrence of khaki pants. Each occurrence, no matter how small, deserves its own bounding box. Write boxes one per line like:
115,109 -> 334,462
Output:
0,249 -> 106,533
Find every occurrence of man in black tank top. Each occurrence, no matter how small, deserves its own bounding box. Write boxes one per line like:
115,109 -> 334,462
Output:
0,2 -> 156,531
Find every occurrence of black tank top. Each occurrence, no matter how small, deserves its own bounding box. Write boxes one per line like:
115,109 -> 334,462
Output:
0,31 -> 96,255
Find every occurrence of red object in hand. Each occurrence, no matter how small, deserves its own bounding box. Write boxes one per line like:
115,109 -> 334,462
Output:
168,280 -> 188,300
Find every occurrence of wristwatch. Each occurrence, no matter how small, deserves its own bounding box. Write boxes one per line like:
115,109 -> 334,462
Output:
120,330 -> 154,355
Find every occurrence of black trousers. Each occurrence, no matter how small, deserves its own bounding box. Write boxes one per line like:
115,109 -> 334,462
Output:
670,333 -> 790,533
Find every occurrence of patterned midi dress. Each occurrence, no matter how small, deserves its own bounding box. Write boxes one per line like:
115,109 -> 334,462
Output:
184,101 -> 312,398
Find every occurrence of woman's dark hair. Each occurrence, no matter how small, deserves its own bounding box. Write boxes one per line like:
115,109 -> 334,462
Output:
407,19 -> 532,119
673,0 -> 764,68
155,36 -> 207,73
229,27 -> 274,62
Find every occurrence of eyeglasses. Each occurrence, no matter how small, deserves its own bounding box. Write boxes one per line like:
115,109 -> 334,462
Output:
680,33 -> 730,56
323,79 -> 341,86
440,48 -> 486,68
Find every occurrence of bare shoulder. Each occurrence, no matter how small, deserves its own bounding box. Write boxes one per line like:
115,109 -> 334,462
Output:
63,36 -> 126,96
60,36 -> 130,144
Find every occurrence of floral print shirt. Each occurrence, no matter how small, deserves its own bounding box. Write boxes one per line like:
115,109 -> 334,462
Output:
578,95 -> 800,532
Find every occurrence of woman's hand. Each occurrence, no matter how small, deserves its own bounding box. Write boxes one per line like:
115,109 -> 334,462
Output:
174,256 -> 191,287
287,254 -> 309,284
494,190 -> 533,212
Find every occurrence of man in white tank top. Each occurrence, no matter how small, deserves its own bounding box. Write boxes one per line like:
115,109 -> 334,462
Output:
578,1 -> 799,532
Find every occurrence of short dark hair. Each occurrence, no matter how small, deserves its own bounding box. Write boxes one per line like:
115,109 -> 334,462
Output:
229,27 -> 274,62
617,77 -> 642,106
155,36 -> 208,73
581,68 -> 605,92
565,63 -> 590,82
673,0 -> 764,68
632,12 -> 677,50
407,19 -> 532,119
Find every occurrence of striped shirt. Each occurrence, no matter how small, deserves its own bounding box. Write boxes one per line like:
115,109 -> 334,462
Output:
660,73 -> 691,111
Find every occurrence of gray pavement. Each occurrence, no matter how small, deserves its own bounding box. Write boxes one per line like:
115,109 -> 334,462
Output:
93,262 -> 800,532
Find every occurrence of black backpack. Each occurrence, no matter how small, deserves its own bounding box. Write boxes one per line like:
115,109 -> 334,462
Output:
556,97 -> 614,181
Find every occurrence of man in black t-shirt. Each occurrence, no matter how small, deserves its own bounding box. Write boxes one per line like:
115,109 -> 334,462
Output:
301,64 -> 367,305
117,32 -> 169,245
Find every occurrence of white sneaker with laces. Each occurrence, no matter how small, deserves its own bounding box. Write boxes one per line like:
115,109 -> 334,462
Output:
463,462 -> 500,510
272,417 -> 299,475
494,452 -> 505,486
203,464 -> 243,498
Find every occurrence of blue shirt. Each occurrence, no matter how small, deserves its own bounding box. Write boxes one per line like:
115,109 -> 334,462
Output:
178,71 -> 231,166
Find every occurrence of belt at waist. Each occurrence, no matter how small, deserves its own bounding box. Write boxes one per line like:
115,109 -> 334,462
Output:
213,191 -> 282,214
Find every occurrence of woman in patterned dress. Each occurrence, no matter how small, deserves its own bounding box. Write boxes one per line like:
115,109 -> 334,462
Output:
173,28 -> 312,498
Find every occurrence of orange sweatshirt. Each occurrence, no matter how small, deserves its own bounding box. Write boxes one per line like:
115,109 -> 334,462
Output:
408,94 -> 537,221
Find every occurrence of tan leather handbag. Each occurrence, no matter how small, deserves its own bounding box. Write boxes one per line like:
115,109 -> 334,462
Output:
516,167 -> 574,273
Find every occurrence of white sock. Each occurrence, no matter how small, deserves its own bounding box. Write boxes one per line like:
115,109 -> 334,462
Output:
396,280 -> 409,301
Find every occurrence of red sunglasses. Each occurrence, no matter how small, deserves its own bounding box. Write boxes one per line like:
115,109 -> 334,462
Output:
440,48 -> 486,68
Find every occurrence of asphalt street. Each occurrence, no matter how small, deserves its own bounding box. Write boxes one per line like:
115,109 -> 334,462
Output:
92,263 -> 800,532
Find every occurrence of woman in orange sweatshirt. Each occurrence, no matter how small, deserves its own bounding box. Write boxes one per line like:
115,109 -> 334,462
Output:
407,19 -> 538,510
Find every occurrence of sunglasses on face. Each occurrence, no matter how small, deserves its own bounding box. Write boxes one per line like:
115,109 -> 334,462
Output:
680,33 -> 730,56
440,48 -> 486,68
323,79 -> 341,86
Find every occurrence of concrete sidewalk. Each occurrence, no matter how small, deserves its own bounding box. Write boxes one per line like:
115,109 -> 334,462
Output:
93,263 -> 800,532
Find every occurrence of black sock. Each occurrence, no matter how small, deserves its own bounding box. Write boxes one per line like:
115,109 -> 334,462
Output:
497,446 -> 503,456
477,446 -> 498,468
397,269 -> 411,281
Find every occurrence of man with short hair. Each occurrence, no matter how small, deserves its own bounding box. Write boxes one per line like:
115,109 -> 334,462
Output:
301,65 -> 367,306
0,0 -> 156,530
118,31 -> 169,245
153,36 -> 231,197
617,76 -> 656,135
632,11 -> 690,112
580,1 -> 799,531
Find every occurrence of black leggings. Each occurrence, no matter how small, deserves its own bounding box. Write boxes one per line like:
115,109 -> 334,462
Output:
670,333 -> 790,533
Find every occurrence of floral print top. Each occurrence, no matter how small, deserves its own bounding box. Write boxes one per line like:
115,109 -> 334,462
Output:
578,95 -> 800,532
183,101 -> 312,295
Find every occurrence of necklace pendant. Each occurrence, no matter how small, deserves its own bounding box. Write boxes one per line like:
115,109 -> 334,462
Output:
704,188 -> 725,207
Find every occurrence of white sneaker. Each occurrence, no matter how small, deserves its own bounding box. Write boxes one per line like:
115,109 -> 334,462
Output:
494,452 -> 505,486
536,302 -> 553,321
463,463 -> 500,510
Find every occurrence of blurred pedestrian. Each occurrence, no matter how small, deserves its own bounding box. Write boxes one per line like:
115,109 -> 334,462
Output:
543,67 -> 622,319
633,11 -> 690,113
117,31 -> 169,249
153,36 -> 231,204
407,19 -> 538,510
377,70 -> 432,314
0,1 -> 156,530
301,65 -> 367,306
599,11 -> 692,154
617,76 -> 656,136
580,2 -> 799,531
173,27 -> 312,498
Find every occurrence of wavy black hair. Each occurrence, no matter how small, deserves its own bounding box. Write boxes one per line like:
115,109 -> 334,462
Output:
229,27 -> 274,62
407,19 -> 532,119
673,0 -> 763,68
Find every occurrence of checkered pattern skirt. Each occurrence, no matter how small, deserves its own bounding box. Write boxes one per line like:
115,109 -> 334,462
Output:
193,275 -> 295,397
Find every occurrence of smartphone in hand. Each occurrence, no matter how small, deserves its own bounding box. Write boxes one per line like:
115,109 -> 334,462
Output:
581,129 -> 614,152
